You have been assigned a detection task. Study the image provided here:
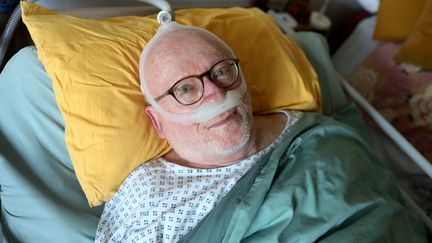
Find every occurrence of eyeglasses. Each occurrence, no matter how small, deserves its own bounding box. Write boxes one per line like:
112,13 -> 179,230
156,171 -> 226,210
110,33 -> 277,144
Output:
154,58 -> 240,105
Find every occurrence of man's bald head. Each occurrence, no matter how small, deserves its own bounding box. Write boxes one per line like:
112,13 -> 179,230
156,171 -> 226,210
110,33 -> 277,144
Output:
137,22 -> 255,166
140,23 -> 235,99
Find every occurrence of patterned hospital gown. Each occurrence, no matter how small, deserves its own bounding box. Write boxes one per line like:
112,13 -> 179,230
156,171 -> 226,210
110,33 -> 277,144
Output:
95,111 -> 302,243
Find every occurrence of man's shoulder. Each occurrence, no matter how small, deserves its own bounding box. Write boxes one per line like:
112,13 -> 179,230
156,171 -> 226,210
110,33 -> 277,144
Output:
117,159 -> 165,189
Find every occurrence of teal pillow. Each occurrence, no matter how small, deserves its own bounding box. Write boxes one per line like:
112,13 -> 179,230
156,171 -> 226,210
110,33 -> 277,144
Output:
0,46 -> 102,242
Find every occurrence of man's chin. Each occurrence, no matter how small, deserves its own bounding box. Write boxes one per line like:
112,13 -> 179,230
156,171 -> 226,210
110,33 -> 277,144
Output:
194,103 -> 252,157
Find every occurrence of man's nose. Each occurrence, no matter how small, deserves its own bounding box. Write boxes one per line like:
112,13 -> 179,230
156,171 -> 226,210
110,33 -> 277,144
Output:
202,76 -> 226,103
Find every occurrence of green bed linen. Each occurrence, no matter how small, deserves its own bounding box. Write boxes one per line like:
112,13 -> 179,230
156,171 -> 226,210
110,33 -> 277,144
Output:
179,32 -> 427,243
180,106 -> 427,243
0,47 -> 103,243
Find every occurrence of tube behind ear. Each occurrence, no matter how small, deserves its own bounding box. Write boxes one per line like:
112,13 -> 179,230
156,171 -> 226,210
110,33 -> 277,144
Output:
145,106 -> 165,138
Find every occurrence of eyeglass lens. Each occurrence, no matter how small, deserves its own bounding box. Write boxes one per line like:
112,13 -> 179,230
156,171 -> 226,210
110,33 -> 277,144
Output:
173,59 -> 239,105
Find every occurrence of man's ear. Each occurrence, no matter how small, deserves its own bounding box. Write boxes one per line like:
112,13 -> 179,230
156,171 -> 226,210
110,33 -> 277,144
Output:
145,106 -> 166,138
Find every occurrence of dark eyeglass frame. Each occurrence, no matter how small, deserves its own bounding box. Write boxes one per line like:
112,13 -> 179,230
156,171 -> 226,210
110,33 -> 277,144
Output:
154,58 -> 240,105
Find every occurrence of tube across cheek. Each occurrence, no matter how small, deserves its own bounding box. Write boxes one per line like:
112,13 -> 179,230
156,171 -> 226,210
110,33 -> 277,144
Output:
159,99 -> 202,114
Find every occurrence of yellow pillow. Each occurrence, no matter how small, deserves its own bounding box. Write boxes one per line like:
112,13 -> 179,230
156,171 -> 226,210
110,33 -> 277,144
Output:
373,0 -> 427,41
22,2 -> 320,207
395,0 -> 432,70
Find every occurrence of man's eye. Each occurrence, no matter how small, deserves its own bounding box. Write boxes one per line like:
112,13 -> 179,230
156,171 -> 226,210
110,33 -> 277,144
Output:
213,67 -> 227,78
178,85 -> 191,94
176,84 -> 195,96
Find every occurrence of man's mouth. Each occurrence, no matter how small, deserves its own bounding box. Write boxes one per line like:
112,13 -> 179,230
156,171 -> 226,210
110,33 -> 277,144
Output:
207,109 -> 237,128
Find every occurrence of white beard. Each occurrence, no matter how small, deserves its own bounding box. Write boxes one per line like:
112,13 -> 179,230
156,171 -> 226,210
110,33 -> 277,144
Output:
210,106 -> 251,157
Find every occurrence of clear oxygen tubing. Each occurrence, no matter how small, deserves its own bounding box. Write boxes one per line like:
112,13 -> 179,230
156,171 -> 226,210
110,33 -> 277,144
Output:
0,3 -> 21,68
135,0 -> 174,24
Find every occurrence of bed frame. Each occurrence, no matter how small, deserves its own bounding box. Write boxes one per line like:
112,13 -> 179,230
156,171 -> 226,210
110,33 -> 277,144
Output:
332,15 -> 432,232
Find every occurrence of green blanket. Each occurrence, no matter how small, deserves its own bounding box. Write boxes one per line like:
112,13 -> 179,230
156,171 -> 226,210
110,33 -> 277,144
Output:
180,104 -> 427,243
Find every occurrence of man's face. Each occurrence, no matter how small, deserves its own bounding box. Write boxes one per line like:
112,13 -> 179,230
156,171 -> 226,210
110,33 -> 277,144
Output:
144,29 -> 253,164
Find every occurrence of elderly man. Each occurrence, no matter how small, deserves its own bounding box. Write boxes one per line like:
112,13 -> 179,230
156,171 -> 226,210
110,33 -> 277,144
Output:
141,23 -> 288,169
95,23 -> 427,243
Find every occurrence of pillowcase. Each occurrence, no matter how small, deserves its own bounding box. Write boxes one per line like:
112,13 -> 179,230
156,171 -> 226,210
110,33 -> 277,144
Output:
395,0 -> 432,70
373,0 -> 427,41
21,2 -> 321,207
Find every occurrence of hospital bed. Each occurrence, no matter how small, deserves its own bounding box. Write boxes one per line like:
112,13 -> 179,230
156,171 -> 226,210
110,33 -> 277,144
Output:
332,15 -> 432,228
0,0 -> 431,242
